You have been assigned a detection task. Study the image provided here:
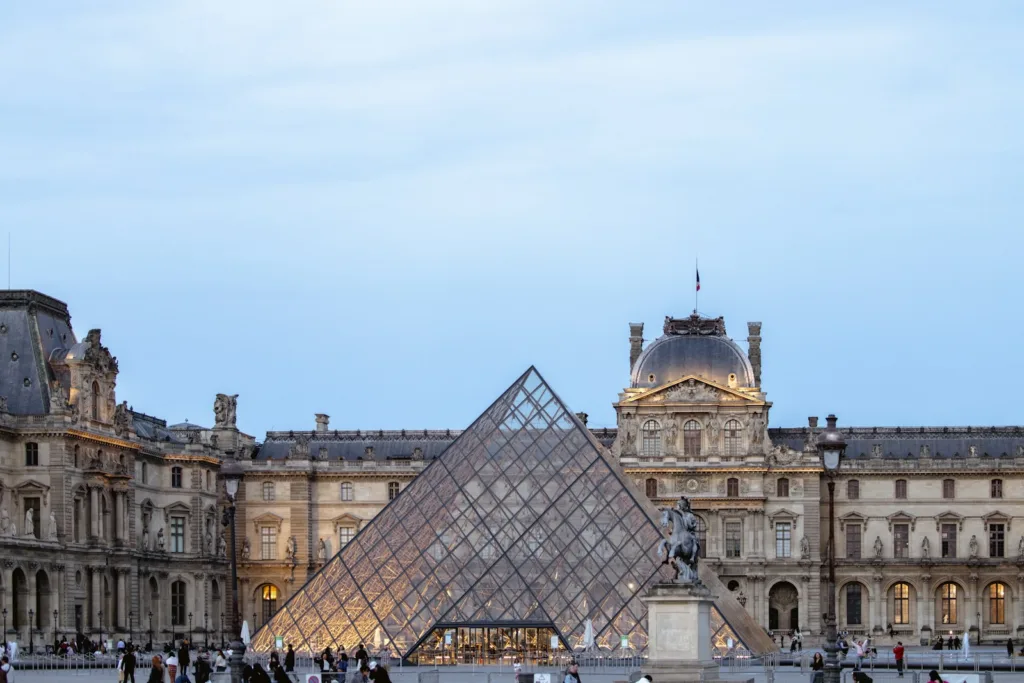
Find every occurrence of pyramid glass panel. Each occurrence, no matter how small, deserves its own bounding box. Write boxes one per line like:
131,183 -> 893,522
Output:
251,367 -> 771,659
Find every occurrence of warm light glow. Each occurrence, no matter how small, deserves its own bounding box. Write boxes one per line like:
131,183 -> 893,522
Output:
225,478 -> 239,498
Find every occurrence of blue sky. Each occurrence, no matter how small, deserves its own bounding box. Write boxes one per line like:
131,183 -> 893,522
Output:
2,2 -> 1022,436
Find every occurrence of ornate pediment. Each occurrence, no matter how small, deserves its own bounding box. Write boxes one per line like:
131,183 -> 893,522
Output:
163,501 -> 192,522
768,508 -> 800,523
839,512 -> 867,531
252,512 -> 285,533
333,513 -> 363,532
982,510 -> 1011,531
935,510 -> 964,531
623,375 -> 764,405
886,510 -> 916,532
13,480 -> 51,505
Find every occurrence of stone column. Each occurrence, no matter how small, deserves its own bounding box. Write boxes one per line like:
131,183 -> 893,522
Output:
51,563 -> 63,634
800,575 -> 811,631
969,572 -> 980,634
89,487 -> 99,538
1016,573 -> 1024,634
872,575 -> 883,633
753,511 -> 764,556
27,567 -> 37,643
1,561 -> 12,618
91,567 -> 102,630
116,569 -> 127,629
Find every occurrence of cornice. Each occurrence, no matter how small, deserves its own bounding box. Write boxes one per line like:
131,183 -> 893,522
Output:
66,429 -> 139,451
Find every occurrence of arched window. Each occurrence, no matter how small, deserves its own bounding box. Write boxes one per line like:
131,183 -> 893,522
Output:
847,480 -> 860,500
262,482 -> 275,502
645,478 -> 658,498
723,420 -> 741,456
340,482 -> 354,501
387,481 -> 400,501
25,442 -> 39,467
171,581 -> 187,625
640,420 -> 661,457
695,515 -> 707,558
91,381 -> 100,420
990,583 -> 1007,625
141,462 -> 148,484
892,582 -> 911,624
260,584 -> 279,624
171,466 -> 183,488
683,420 -> 702,458
940,582 -> 958,624
777,478 -> 789,498
845,583 -> 863,625
727,477 -> 739,498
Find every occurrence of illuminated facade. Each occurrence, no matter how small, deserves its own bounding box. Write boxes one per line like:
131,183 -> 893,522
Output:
251,368 -> 771,658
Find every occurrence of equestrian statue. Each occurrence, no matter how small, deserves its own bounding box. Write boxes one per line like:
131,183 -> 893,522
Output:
657,496 -> 702,584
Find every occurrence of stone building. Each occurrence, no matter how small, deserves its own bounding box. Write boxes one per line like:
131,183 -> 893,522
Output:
4,290 -> 1022,650
0,291 -> 252,649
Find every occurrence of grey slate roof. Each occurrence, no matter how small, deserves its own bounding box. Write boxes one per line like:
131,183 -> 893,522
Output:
0,290 -> 75,415
132,411 -> 187,444
768,426 -> 1024,460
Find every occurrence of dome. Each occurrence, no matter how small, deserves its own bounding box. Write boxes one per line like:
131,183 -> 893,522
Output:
630,314 -> 755,389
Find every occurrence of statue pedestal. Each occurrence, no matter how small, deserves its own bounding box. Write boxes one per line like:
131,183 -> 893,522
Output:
642,583 -> 724,683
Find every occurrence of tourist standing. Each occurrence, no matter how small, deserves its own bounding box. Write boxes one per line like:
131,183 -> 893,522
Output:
355,644 -> 368,671
123,646 -> 138,683
285,644 -> 295,673
563,661 -> 581,683
893,641 -> 904,678
147,657 -> 164,683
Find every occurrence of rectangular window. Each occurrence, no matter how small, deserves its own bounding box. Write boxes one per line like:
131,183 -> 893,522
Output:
847,480 -> 860,500
992,479 -> 1003,498
262,482 -> 275,502
991,583 -> 1006,625
989,523 -> 1005,558
846,584 -> 863,625
895,480 -> 907,499
25,442 -> 39,467
340,482 -> 353,501
893,523 -> 909,559
339,526 -> 355,547
261,526 -> 277,560
171,467 -> 183,488
24,497 -> 41,539
777,478 -> 790,498
775,522 -> 792,558
725,521 -> 742,558
846,524 -> 862,559
170,516 -> 186,553
893,583 -> 910,624
942,479 -> 955,499
941,523 -> 957,558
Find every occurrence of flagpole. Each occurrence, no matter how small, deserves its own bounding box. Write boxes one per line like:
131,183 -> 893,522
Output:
695,257 -> 699,314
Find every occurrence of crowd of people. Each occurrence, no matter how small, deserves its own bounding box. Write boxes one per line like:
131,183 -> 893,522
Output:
309,643 -> 391,683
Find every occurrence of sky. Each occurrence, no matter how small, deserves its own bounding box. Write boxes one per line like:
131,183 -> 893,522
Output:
2,2 -> 1022,437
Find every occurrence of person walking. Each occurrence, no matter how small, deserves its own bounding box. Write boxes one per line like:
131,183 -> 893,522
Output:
563,661 -> 581,683
0,655 -> 12,683
1008,637 -> 1015,658
123,646 -> 138,683
147,657 -> 164,683
811,652 -> 824,683
893,641 -> 904,678
285,644 -> 295,673
355,644 -> 368,671
177,641 -> 191,683
167,653 -> 179,683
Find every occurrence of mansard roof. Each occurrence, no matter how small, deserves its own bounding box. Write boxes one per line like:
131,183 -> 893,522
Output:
769,426 -> 1024,460
0,290 -> 76,415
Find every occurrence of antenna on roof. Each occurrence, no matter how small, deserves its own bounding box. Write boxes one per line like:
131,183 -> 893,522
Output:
7,232 -> 10,290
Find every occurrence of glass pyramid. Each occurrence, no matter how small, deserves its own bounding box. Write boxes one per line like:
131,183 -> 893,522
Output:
251,367 -> 756,658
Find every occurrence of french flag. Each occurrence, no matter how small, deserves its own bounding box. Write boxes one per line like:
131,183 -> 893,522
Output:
696,269 -> 701,292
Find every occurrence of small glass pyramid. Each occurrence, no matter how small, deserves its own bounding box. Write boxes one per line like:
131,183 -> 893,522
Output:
251,367 -> 754,659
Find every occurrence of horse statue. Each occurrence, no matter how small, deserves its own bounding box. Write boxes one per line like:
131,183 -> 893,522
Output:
657,496 -> 701,584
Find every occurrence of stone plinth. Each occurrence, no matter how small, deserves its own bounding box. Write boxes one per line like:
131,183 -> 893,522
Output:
641,583 -> 722,683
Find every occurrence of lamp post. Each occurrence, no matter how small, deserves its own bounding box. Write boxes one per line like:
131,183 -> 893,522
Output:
53,609 -> 58,654
3,607 -> 6,644
29,608 -> 35,654
98,609 -> 104,651
818,414 -> 847,683
204,611 -> 209,649
220,614 -> 225,650
148,611 -> 153,648
188,612 -> 193,645
129,611 -> 134,645
223,454 -> 245,683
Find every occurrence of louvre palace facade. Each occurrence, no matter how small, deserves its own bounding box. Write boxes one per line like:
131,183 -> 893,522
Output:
1,289 -> 1023,652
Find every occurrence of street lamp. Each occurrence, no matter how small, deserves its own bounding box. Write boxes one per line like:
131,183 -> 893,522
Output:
204,611 -> 209,649
818,414 -> 847,683
3,607 -> 7,642
220,614 -> 224,650
223,454 -> 246,683
129,611 -> 134,645
148,611 -> 154,648
53,609 -> 58,654
98,609 -> 104,650
29,608 -> 34,654
189,612 -> 193,645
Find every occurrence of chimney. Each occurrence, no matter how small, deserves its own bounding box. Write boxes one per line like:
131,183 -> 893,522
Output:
629,323 -> 644,371
575,412 -> 589,426
315,414 -> 330,433
746,322 -> 762,387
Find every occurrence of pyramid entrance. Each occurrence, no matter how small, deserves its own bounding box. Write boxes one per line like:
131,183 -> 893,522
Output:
252,368 -> 773,660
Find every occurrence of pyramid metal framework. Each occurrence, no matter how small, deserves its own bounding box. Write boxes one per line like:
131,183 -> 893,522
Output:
251,368 -> 760,657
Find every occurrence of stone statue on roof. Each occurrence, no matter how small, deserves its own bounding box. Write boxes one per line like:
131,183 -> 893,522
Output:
213,394 -> 238,428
